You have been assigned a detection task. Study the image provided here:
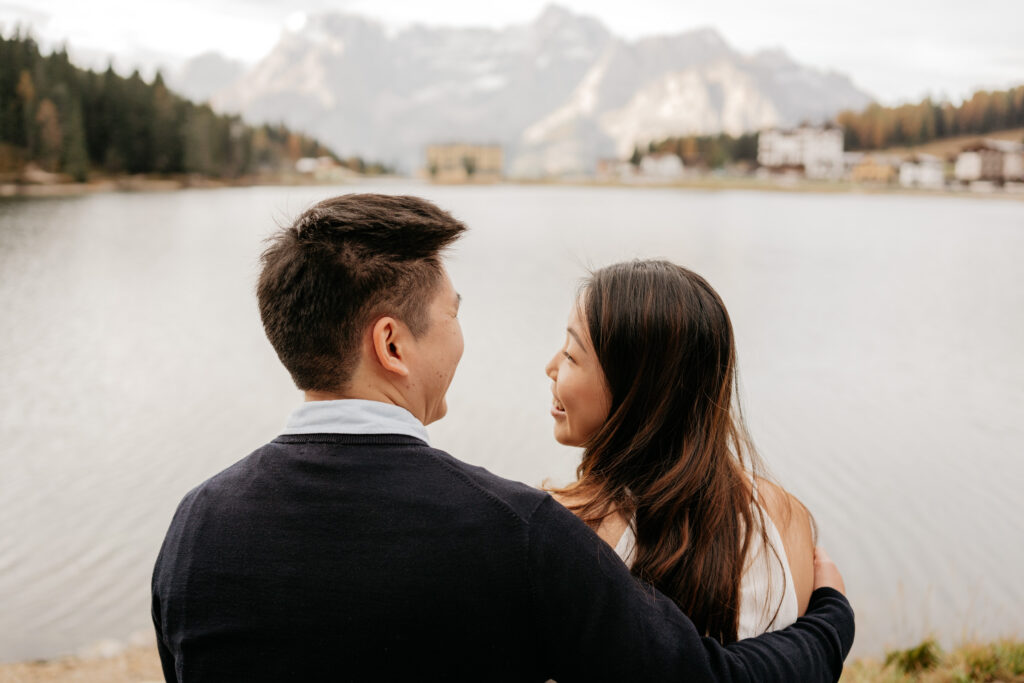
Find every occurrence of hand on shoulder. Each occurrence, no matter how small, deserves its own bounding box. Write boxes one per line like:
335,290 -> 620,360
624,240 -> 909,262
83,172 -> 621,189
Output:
812,546 -> 846,595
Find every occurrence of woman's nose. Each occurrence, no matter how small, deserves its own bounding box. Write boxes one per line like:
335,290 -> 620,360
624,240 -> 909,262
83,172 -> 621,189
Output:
545,354 -> 558,380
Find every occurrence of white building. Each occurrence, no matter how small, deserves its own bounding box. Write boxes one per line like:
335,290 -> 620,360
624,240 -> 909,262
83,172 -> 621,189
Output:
899,154 -> 945,189
954,140 -> 1024,183
639,153 -> 685,179
425,144 -> 503,183
595,158 -> 636,181
758,126 -> 844,179
295,156 -> 357,181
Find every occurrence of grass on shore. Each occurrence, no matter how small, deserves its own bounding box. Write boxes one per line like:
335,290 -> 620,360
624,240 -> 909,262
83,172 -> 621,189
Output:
2,638 -> 1021,682
842,639 -> 1024,682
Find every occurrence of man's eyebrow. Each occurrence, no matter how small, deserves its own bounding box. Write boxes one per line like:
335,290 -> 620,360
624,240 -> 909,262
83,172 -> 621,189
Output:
567,326 -> 586,352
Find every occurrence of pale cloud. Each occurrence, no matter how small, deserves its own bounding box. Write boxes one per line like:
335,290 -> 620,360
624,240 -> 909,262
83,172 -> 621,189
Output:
0,1 -> 50,26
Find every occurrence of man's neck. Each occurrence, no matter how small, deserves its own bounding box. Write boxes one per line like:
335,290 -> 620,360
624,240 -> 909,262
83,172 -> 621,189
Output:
304,389 -> 370,403
283,395 -> 431,443
303,386 -> 423,421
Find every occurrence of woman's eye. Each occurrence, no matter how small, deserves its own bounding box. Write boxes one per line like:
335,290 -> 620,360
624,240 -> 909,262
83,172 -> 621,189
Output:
562,350 -> 574,362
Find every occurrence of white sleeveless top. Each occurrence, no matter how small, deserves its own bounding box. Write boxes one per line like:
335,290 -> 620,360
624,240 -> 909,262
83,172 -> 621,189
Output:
613,499 -> 799,639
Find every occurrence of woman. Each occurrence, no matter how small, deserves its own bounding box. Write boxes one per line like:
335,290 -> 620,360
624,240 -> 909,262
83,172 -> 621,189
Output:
545,259 -> 815,643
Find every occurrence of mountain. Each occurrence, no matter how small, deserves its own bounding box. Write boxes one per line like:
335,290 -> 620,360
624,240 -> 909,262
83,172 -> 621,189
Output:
203,5 -> 872,175
168,51 -> 247,103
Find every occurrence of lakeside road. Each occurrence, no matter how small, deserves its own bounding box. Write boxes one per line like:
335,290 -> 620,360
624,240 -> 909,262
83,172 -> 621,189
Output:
3,174 -> 1024,201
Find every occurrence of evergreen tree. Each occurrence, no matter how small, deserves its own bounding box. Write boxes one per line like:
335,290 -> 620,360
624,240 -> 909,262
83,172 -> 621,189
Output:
60,97 -> 89,180
150,72 -> 181,173
0,33 -> 353,181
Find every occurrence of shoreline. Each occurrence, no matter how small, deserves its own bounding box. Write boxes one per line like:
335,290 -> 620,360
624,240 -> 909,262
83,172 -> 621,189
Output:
0,174 -> 401,199
2,174 -> 1023,203
506,175 -> 1024,202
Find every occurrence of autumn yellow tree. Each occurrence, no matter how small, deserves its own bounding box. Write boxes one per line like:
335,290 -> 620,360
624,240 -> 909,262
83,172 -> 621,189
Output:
35,98 -> 62,171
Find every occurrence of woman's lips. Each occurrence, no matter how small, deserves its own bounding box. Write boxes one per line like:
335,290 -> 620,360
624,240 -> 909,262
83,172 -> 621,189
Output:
550,398 -> 566,418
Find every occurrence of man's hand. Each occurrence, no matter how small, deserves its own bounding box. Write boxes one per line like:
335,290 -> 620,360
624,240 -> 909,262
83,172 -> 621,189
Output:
812,547 -> 846,595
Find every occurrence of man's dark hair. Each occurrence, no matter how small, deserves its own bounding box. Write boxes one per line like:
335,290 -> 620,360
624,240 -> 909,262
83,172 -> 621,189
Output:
257,193 -> 466,392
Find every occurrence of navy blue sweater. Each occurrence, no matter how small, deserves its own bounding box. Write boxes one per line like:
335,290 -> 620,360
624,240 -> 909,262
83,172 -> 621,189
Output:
152,434 -> 854,682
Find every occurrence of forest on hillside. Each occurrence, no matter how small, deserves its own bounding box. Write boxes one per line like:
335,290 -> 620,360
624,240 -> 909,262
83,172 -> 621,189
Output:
0,32 -> 387,182
838,86 -> 1024,150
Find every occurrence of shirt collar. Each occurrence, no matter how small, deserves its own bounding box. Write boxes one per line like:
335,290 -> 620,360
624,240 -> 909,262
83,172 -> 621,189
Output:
281,399 -> 430,445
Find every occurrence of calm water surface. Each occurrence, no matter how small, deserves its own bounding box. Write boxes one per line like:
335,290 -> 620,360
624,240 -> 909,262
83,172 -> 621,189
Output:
1,182 -> 1022,660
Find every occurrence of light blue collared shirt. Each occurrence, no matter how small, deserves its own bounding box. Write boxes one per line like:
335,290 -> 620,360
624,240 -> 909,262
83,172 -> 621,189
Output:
281,399 -> 430,445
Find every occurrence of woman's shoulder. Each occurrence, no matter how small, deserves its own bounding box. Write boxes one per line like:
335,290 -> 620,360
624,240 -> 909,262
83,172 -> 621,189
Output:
752,477 -> 815,616
551,490 -> 632,555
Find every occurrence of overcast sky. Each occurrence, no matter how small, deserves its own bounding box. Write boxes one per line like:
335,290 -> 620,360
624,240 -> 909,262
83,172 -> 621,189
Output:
5,0 -> 1023,104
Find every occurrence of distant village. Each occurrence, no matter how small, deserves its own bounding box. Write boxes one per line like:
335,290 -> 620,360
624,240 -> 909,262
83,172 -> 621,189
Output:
349,129 -> 1024,194
749,127 -> 1024,193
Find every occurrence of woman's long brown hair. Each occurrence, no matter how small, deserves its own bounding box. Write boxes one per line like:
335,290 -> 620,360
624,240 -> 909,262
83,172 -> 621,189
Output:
552,260 -> 802,643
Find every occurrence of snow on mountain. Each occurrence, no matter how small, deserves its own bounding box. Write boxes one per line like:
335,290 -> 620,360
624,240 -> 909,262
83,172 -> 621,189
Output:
168,51 -> 247,104
745,48 -> 870,125
601,62 -> 781,153
199,4 -> 872,175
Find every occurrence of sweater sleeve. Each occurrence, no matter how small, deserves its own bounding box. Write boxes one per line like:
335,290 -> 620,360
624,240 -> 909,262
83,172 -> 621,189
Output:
526,496 -> 854,683
151,591 -> 177,682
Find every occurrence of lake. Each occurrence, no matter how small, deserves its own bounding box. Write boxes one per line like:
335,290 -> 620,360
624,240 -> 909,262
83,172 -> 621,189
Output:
0,181 -> 1022,661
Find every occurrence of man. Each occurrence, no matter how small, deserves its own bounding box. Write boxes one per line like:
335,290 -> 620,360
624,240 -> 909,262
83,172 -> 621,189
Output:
152,193 -> 854,682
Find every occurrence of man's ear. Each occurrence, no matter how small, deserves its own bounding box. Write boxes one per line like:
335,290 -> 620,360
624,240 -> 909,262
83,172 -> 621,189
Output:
370,316 -> 410,378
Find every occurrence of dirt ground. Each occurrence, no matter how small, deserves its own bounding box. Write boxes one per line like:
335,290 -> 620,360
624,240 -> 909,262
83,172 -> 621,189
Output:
0,646 -> 162,683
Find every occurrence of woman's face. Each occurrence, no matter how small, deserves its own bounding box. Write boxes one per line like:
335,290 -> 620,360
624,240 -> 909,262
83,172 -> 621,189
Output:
545,302 -> 612,447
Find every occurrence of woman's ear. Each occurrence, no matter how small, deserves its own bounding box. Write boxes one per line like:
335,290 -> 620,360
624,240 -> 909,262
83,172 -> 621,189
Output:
370,317 -> 410,378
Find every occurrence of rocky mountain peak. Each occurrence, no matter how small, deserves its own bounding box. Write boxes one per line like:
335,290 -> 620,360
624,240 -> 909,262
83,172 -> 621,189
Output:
197,6 -> 873,175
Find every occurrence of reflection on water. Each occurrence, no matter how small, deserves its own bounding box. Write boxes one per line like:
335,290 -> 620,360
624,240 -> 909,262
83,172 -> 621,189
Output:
1,183 -> 1022,661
